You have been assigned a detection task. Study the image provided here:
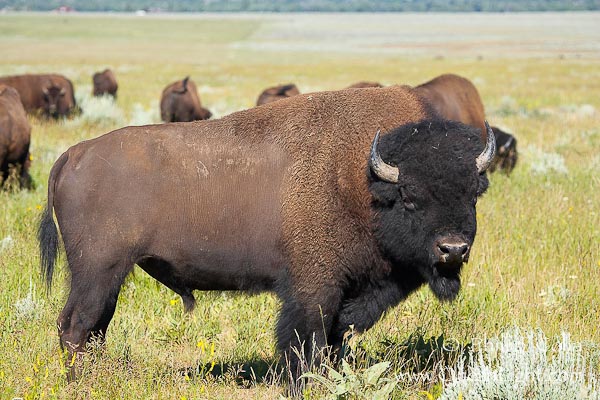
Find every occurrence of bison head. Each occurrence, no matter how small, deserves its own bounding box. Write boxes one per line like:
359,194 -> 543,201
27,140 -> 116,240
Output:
369,120 -> 495,301
42,85 -> 70,118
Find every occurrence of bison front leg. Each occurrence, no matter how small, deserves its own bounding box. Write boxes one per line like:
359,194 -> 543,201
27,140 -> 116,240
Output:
57,260 -> 132,380
328,281 -> 405,354
276,286 -> 343,386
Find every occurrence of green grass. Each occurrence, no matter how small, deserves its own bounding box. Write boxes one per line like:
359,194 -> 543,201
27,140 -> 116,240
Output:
1,12 -> 599,399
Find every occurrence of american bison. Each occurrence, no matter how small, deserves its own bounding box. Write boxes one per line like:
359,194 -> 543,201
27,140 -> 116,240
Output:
0,73 -> 77,118
39,85 -> 495,382
0,84 -> 33,190
160,76 -> 212,122
256,83 -> 300,106
489,126 -> 518,174
414,73 -> 487,139
92,69 -> 118,98
347,81 -> 384,89
415,73 -> 518,173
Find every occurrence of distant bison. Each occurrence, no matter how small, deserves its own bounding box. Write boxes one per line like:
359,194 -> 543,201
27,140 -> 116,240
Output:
160,77 -> 212,122
414,73 -> 487,139
0,84 -> 33,189
256,83 -> 300,106
39,85 -> 495,382
92,69 -> 118,98
0,73 -> 77,118
347,81 -> 384,89
415,73 -> 518,173
489,126 -> 518,174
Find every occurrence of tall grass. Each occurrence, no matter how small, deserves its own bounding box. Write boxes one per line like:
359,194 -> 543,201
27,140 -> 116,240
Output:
0,12 -> 599,399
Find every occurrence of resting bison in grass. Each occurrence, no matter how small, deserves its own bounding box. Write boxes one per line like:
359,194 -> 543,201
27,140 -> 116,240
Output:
0,84 -> 33,190
489,126 -> 518,174
347,81 -> 384,89
415,73 -> 518,173
92,69 -> 118,98
256,83 -> 300,106
39,86 -> 495,382
0,73 -> 77,118
160,76 -> 212,122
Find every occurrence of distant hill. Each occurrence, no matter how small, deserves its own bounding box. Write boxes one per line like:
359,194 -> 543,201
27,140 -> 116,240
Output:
2,0 -> 599,12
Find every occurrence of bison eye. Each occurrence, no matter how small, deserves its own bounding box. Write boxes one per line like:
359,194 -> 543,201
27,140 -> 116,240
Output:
400,187 -> 416,211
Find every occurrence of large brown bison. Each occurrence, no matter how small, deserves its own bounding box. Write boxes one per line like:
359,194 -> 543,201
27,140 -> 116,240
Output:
160,77 -> 212,122
256,83 -> 300,106
39,86 -> 495,382
415,73 -> 518,173
0,74 -> 77,118
347,81 -> 384,89
0,84 -> 33,189
92,69 -> 118,98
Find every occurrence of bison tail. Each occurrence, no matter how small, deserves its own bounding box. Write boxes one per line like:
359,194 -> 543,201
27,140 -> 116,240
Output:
38,150 -> 69,291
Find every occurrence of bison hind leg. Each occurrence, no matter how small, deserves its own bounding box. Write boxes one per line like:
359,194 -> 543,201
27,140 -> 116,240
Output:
57,258 -> 133,379
136,257 -> 196,312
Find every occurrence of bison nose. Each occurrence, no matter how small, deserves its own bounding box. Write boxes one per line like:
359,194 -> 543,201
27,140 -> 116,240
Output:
434,239 -> 470,265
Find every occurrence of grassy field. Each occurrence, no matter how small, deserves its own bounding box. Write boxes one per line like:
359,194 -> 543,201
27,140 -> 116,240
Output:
1,11 -> 599,399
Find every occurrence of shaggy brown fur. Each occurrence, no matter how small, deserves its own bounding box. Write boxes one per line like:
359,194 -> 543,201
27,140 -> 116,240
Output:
92,69 -> 118,98
39,85 -> 492,383
0,84 -> 32,189
256,83 -> 300,106
160,77 -> 212,122
0,74 -> 77,118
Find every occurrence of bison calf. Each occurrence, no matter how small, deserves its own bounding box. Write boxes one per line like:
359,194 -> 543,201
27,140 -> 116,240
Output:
0,84 -> 33,190
160,76 -> 212,122
39,86 -> 494,384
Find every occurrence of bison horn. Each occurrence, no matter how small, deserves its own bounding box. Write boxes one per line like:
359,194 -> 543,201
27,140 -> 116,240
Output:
369,130 -> 399,183
42,87 -> 49,95
476,121 -> 496,173
59,87 -> 66,96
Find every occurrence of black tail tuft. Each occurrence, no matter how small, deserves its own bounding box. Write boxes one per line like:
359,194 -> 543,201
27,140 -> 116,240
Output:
38,204 -> 59,291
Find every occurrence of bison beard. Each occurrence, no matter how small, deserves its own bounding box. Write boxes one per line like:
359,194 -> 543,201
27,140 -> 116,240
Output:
38,86 -> 494,387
